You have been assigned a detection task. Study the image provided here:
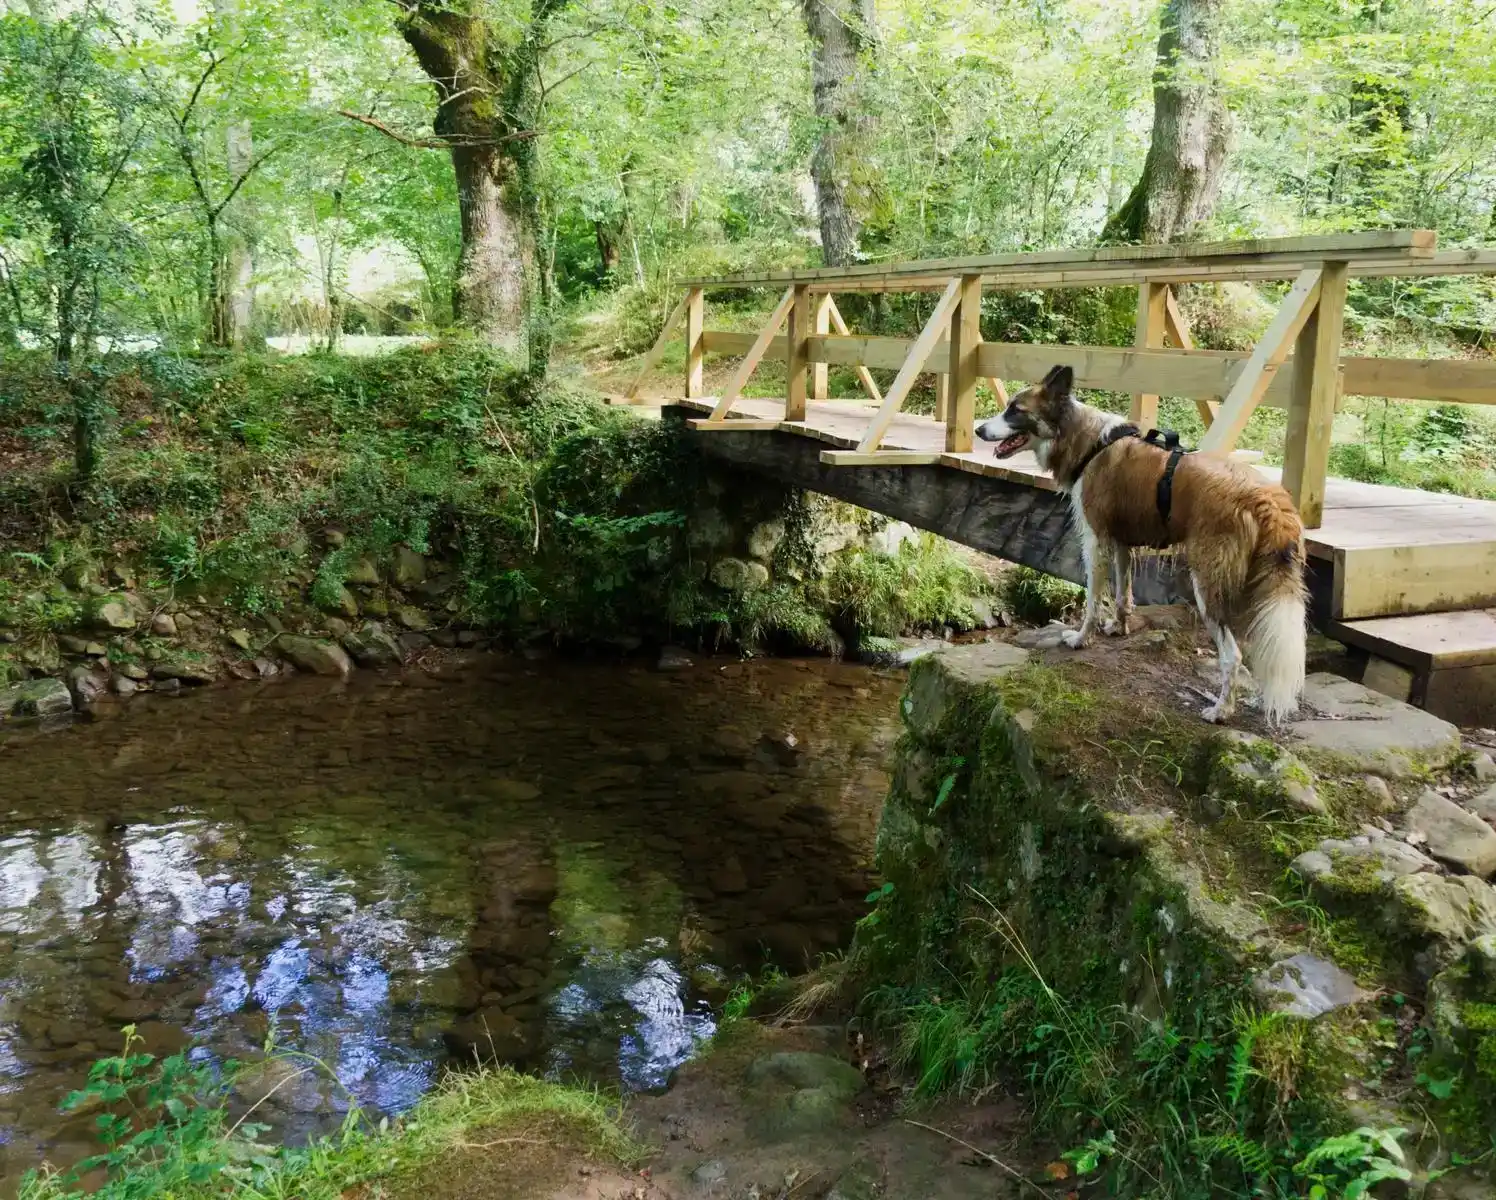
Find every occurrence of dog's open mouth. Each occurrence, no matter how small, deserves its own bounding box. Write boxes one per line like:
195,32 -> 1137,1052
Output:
992,433 -> 1030,459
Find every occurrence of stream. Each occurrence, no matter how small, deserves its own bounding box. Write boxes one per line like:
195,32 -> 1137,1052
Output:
0,654 -> 903,1186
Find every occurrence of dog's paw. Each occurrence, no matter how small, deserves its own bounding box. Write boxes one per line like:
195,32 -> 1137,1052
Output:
1102,617 -> 1130,637
1061,629 -> 1089,650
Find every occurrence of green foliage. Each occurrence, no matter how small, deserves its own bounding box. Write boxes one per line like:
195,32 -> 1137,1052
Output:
998,565 -> 1082,625
21,1032 -> 638,1200
822,537 -> 987,640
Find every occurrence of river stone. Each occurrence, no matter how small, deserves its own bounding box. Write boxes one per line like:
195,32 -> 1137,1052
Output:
278,636 -> 353,679
345,557 -> 381,586
747,519 -> 786,562
1292,832 -> 1437,891
1474,752 -> 1496,783
56,634 -> 91,655
3,678 -> 73,718
710,557 -> 769,594
321,586 -> 360,619
868,520 -> 917,557
226,628 -> 253,652
657,645 -> 693,671
65,665 -> 109,706
398,632 -> 432,654
152,659 -> 219,685
112,674 -> 139,698
395,605 -> 431,632
1014,622 -> 1070,650
150,612 -> 177,636
1252,953 -> 1367,1018
342,622 -> 403,668
89,595 -> 138,632
393,545 -> 427,587
117,662 -> 149,681
1406,791 -> 1496,877
1471,785 -> 1496,823
1287,673 -> 1461,778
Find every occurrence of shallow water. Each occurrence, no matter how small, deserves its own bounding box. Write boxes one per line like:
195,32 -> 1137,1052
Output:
0,655 -> 902,1186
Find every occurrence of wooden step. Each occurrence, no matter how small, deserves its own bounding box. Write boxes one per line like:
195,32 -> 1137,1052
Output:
1329,540 -> 1496,621
1330,608 -> 1496,725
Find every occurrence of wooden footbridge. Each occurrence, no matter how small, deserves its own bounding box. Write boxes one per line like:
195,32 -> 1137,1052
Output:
616,232 -> 1496,724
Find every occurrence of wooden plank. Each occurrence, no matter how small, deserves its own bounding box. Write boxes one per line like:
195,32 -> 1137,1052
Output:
786,283 -> 811,422
680,230 -> 1436,288
933,374 -> 950,423
1333,541 -> 1496,620
1163,289 -> 1216,427
821,450 -> 944,466
708,286 -> 797,421
1341,356 -> 1496,405
823,297 -> 883,403
1199,268 -> 1324,454
1330,609 -> 1496,672
688,418 -> 783,431
703,330 -> 788,357
1282,262 -> 1349,527
856,277 -> 964,453
623,289 -> 691,401
812,295 -> 832,401
948,274 -> 982,453
1131,282 -> 1168,426
684,287 -> 704,399
986,377 -> 1010,406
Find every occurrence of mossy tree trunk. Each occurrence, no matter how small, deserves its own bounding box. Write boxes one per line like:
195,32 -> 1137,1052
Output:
397,1 -> 565,376
1102,0 -> 1230,244
801,0 -> 877,267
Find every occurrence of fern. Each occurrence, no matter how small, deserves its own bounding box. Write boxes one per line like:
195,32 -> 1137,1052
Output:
1193,1132 -> 1273,1177
1227,1026 -> 1256,1107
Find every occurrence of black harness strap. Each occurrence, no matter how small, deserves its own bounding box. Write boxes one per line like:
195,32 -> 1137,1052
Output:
1071,422 -> 1140,482
1072,423 -> 1192,522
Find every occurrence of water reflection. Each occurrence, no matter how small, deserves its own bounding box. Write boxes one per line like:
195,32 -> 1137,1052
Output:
0,656 -> 900,1185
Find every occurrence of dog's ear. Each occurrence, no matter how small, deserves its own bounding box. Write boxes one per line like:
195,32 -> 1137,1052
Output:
1038,364 -> 1074,418
1041,365 -> 1074,396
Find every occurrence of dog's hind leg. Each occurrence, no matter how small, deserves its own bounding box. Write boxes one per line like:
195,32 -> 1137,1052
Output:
1191,572 -> 1240,723
1103,545 -> 1133,637
1062,520 -> 1107,650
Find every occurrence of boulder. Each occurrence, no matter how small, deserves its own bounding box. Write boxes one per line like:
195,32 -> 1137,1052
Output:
321,586 -> 360,619
226,629 -> 253,653
3,677 -> 73,719
346,557 -> 381,586
1292,832 -> 1437,888
393,545 -> 427,587
88,595 -> 138,632
1392,873 -> 1496,952
1469,784 -> 1496,824
342,622 -> 404,668
398,632 -> 432,655
277,636 -> 353,679
56,635 -> 92,655
116,662 -> 150,682
743,1052 -> 865,1139
1473,752 -> 1496,783
1406,791 -> 1496,877
868,520 -> 917,557
150,613 -> 178,636
747,519 -> 786,562
1251,953 -> 1367,1018
111,675 -> 139,698
394,605 -> 431,632
1287,673 -> 1461,777
710,557 -> 770,594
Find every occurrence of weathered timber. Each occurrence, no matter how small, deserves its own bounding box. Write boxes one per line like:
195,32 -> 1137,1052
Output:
669,406 -> 1191,605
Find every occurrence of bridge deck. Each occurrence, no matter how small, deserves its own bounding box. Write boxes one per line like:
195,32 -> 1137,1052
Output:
674,394 -> 1496,723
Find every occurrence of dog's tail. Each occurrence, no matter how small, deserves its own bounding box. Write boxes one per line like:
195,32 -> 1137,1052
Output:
1240,493 -> 1308,724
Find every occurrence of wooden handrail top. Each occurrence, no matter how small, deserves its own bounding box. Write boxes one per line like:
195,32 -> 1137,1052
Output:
677,232 -> 1496,292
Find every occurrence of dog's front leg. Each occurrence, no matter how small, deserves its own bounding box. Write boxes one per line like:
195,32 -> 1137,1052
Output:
1062,523 -> 1106,650
1103,545 -> 1133,637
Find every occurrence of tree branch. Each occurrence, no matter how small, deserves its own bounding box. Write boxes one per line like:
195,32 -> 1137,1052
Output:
209,141 -> 283,220
336,109 -> 540,150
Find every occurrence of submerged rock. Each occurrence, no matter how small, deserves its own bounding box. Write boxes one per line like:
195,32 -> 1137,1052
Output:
2,677 -> 73,719
278,636 -> 353,679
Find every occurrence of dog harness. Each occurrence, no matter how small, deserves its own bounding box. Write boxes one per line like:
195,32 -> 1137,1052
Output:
1071,423 -> 1191,522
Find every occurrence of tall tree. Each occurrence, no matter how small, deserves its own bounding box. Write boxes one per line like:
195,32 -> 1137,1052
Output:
215,0 -> 256,349
392,0 -> 566,371
1102,0 -> 1230,244
801,0 -> 876,266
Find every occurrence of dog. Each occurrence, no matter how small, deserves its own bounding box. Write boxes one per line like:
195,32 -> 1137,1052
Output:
976,365 -> 1307,724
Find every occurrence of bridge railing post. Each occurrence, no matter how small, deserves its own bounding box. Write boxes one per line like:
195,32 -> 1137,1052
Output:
947,273 -> 982,453
685,286 -> 704,399
812,294 -> 832,403
786,283 -> 811,422
1282,260 -> 1349,528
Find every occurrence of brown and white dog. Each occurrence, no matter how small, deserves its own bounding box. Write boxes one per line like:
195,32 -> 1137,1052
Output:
976,365 -> 1307,724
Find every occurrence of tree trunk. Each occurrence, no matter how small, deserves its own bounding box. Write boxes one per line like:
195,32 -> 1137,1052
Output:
399,6 -> 534,352
801,0 -> 876,267
1101,0 -> 1230,244
221,118 -> 255,348
595,220 -> 622,278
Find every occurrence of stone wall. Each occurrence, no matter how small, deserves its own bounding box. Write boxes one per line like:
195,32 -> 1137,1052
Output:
856,640 -> 1495,1194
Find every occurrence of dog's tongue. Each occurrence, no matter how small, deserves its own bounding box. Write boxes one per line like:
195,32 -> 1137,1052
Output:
997,434 -> 1028,456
